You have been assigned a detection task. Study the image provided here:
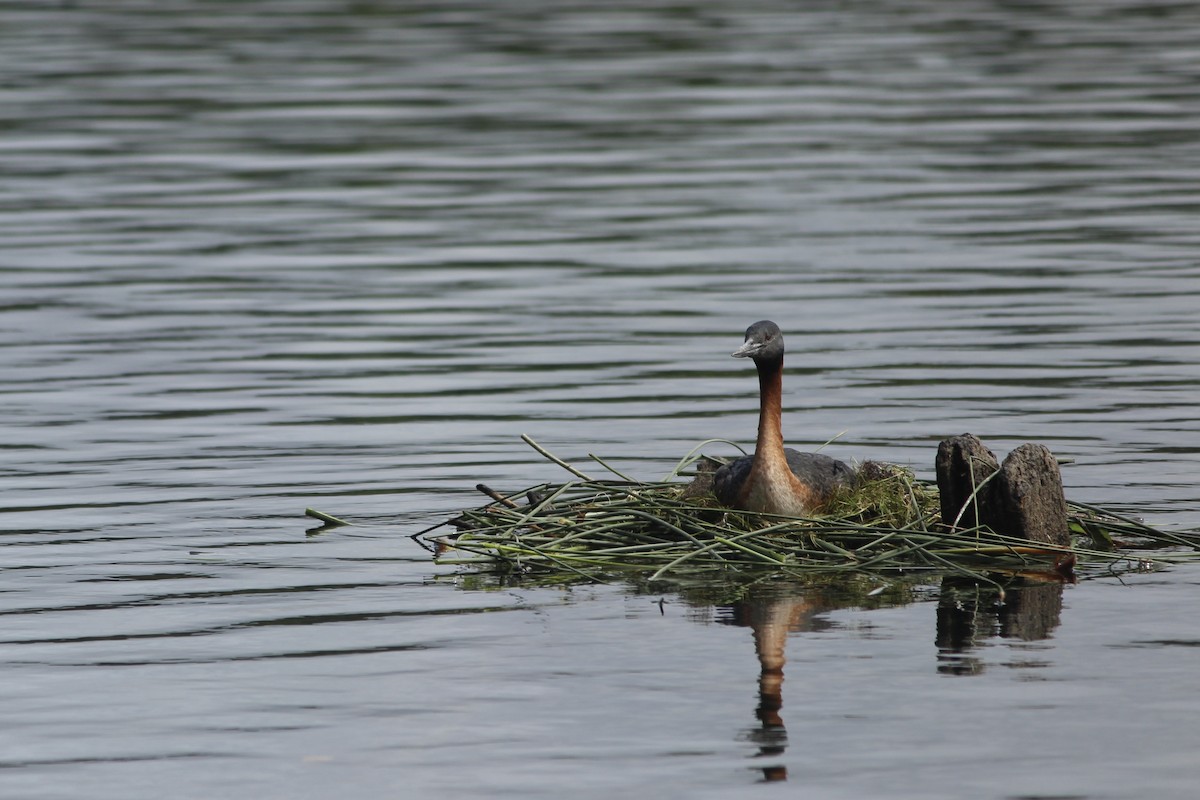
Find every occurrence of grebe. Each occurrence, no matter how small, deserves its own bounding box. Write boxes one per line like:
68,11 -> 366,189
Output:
713,320 -> 852,515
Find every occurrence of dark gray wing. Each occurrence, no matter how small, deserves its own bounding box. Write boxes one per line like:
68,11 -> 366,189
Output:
782,448 -> 854,497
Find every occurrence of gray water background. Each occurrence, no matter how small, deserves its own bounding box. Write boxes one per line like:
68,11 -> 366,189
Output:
2,2 -> 1199,798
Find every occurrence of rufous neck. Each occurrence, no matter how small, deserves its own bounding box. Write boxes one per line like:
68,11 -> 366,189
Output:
755,356 -> 786,460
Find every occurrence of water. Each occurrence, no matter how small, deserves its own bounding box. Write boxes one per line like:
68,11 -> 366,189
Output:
2,1 -> 1199,797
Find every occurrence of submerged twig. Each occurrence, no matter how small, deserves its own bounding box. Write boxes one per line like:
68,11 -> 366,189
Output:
305,508 -> 351,527
476,483 -> 520,508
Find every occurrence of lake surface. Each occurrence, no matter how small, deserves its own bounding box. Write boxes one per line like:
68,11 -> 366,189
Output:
2,1 -> 1199,797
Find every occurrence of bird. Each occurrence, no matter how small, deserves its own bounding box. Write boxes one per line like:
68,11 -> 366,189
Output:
713,320 -> 853,515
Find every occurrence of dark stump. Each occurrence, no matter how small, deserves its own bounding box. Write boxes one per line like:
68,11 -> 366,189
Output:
935,434 -> 999,530
936,435 -> 1070,547
992,443 -> 1070,547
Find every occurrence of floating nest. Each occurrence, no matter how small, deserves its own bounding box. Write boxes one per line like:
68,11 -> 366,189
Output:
355,436 -> 1200,589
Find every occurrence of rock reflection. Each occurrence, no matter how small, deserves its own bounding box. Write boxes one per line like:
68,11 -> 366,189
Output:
936,577 -> 1065,676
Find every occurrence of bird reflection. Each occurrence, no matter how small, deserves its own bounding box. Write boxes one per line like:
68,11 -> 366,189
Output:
716,587 -> 832,782
690,571 -> 1070,783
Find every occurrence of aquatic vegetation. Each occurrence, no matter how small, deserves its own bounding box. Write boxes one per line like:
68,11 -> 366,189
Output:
372,437 -> 1200,589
